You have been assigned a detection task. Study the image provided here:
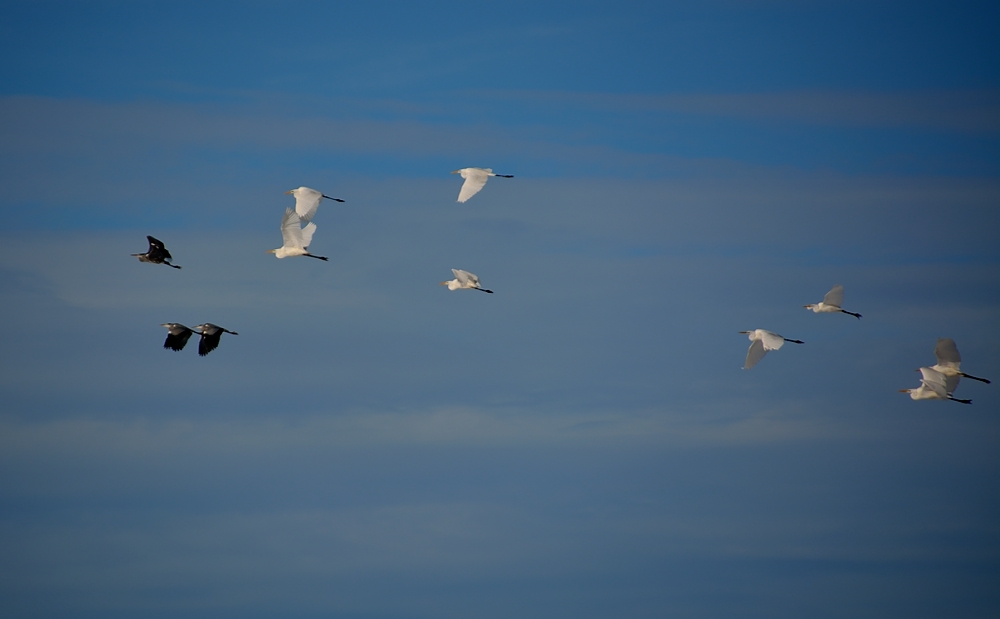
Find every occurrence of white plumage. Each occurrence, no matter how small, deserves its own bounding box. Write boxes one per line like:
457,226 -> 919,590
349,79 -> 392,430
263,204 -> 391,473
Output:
929,338 -> 991,384
440,269 -> 493,293
804,285 -> 861,319
900,367 -> 970,404
739,329 -> 804,369
267,207 -> 328,261
451,167 -> 513,203
285,186 -> 344,223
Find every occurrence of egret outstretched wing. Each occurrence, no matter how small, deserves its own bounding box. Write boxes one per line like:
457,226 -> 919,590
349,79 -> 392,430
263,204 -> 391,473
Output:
919,367 -> 950,398
760,330 -> 786,351
293,187 -> 323,222
934,338 -> 962,370
744,339 -> 767,369
452,269 -> 477,286
457,168 -> 490,203
280,208 -> 307,250
822,285 -> 845,308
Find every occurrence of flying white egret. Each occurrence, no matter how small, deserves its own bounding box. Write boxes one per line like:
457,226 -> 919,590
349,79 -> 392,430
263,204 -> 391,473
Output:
160,323 -> 195,351
441,269 -> 493,293
739,329 -> 804,369
267,207 -> 328,261
804,285 -> 861,319
900,367 -> 971,404
132,236 -> 181,269
285,186 -> 344,223
451,167 -> 513,203
192,323 -> 238,357
929,338 -> 991,384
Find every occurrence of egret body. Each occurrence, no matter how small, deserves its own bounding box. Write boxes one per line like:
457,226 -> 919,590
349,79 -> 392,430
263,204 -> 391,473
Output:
929,338 -> 991,384
267,207 -> 328,260
804,285 -> 861,319
285,186 -> 344,223
900,367 -> 971,404
451,167 -> 513,203
739,329 -> 804,369
441,269 -> 493,293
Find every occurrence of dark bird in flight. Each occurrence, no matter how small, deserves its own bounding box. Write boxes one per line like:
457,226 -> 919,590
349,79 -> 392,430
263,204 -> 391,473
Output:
160,323 -> 195,351
193,323 -> 239,356
133,236 -> 181,269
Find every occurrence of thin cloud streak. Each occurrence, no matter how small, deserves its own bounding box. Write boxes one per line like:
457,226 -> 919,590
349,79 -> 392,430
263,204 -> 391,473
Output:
481,88 -> 1000,133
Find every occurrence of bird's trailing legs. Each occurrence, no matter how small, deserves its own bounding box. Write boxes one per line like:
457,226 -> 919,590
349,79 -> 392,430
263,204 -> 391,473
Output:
949,396 -> 973,404
961,372 -> 991,384
474,287 -> 494,294
840,309 -> 862,319
784,338 -> 805,344
303,253 -> 328,261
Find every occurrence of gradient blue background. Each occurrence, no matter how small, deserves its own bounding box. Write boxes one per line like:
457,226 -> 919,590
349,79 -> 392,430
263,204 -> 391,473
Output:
1,1 -> 998,617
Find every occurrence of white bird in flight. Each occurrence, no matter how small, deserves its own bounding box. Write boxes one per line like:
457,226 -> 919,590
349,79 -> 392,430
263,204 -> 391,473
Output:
285,186 -> 344,223
804,285 -> 861,319
928,338 -> 991,384
451,167 -> 513,203
192,323 -> 239,357
739,329 -> 804,369
900,366 -> 971,404
441,269 -> 493,293
267,207 -> 328,261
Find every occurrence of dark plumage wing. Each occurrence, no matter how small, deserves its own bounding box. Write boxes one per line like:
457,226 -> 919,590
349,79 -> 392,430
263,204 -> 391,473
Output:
163,329 -> 193,351
198,330 -> 223,356
161,323 -> 193,351
145,236 -> 173,263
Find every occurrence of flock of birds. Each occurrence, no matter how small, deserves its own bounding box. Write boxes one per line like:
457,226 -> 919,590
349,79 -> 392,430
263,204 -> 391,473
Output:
740,284 -> 990,404
132,167 -> 990,403
132,168 -> 510,355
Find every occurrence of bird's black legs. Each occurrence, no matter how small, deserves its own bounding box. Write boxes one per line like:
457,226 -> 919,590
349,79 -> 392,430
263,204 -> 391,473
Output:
784,338 -> 805,344
304,253 -> 329,261
961,373 -> 991,384
948,397 -> 973,404
474,288 -> 494,294
841,310 -> 862,319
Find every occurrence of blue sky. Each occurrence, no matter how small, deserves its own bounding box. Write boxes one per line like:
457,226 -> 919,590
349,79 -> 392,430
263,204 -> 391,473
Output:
1,1 -> 998,618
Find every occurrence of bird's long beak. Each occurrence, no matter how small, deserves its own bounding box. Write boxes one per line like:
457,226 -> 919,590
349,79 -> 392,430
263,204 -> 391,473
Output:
266,249 -> 275,254
439,281 -> 448,286
284,190 -> 293,195
450,170 -> 460,174
898,389 -> 910,392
